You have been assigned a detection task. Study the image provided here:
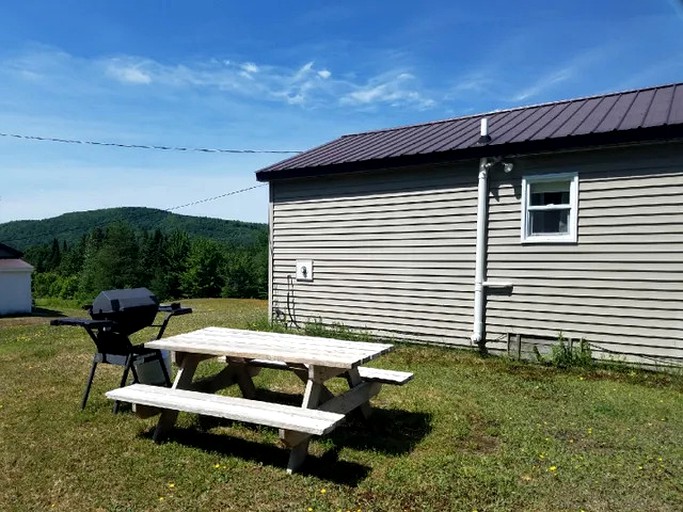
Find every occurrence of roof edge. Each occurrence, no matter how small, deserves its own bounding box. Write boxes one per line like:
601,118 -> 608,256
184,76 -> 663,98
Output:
0,242 -> 24,259
256,125 -> 683,182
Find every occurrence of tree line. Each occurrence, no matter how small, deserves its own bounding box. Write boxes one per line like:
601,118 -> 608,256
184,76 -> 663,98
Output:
24,222 -> 268,302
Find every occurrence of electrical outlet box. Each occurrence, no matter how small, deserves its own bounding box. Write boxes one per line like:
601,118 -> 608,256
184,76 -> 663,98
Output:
296,260 -> 313,282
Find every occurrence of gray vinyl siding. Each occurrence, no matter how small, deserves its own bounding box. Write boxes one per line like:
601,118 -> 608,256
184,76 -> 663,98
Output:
269,141 -> 683,365
486,142 -> 683,364
270,163 -> 479,345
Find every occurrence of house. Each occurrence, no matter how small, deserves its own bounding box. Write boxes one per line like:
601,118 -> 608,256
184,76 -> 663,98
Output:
0,242 -> 34,315
255,82 -> 683,366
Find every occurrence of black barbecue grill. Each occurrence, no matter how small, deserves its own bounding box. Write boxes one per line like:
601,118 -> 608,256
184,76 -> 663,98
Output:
51,287 -> 192,411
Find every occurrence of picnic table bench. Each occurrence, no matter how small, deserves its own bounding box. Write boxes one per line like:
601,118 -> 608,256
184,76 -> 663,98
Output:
106,327 -> 413,473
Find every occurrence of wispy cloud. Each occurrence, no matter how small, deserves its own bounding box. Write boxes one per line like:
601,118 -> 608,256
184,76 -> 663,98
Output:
240,62 -> 259,74
508,45 -> 619,103
340,72 -> 435,109
667,0 -> 683,21
510,67 -> 575,103
105,58 -> 153,84
3,47 -> 436,111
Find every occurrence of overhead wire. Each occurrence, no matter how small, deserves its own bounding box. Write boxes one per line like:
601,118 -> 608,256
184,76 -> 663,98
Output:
0,131 -> 302,154
0,130 -> 284,245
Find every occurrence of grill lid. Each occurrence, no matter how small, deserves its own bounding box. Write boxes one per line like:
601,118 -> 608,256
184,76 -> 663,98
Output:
89,287 -> 160,336
91,287 -> 159,314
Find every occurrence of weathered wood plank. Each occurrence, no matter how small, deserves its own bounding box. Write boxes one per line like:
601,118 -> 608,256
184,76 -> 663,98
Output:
147,327 -> 394,369
247,359 -> 414,386
107,384 -> 344,436
356,367 -> 414,385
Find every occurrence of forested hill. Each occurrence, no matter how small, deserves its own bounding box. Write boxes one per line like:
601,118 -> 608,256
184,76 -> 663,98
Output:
0,207 -> 267,250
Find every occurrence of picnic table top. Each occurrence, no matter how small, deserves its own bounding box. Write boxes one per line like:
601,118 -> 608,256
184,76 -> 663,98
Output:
146,326 -> 394,369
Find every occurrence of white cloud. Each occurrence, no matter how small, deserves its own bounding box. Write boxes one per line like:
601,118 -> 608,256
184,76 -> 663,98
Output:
99,55 -> 436,110
293,61 -> 315,81
341,72 -> 435,109
508,45 -> 619,103
511,68 -> 574,102
106,60 -> 153,84
241,62 -> 259,74
1,47 -> 437,111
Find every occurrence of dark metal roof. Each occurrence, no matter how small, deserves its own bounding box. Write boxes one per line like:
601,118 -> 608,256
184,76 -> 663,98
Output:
0,242 -> 23,259
256,82 -> 683,181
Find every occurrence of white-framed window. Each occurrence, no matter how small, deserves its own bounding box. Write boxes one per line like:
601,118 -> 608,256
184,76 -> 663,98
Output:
521,172 -> 579,243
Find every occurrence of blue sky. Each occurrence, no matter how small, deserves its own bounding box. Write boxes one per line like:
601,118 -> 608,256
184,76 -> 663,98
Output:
1,0 -> 682,224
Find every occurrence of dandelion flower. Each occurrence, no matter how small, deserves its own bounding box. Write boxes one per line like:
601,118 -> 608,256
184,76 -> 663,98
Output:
549,466 -> 557,472
320,488 -> 327,494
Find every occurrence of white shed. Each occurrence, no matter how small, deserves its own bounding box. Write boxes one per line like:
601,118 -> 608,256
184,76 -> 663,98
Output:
0,243 -> 34,315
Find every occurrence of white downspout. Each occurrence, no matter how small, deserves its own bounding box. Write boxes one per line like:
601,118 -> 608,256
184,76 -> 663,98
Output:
472,118 -> 491,344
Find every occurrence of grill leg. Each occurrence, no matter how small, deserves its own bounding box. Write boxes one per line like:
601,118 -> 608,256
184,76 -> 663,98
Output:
157,352 -> 172,387
113,355 -> 135,414
81,356 -> 98,410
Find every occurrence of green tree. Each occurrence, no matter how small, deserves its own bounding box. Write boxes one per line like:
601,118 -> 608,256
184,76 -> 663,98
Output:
157,230 -> 191,299
222,234 -> 268,299
79,222 -> 141,298
181,238 -> 225,298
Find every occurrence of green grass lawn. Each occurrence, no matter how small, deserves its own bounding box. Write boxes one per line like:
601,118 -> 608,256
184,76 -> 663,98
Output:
1,298 -> 682,511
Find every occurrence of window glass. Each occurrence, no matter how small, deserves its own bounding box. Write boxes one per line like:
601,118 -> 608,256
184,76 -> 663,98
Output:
530,188 -> 570,206
529,209 -> 569,234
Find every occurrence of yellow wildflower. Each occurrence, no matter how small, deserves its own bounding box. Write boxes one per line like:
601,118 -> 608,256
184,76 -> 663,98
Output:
320,488 -> 327,494
549,466 -> 557,472
168,483 -> 175,488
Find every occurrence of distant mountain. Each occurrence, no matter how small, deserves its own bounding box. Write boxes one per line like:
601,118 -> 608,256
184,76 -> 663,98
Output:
0,207 -> 267,250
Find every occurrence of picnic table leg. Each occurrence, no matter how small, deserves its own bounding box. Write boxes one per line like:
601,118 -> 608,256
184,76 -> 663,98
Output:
284,378 -> 324,474
345,368 -> 373,419
229,360 -> 257,399
153,353 -> 200,442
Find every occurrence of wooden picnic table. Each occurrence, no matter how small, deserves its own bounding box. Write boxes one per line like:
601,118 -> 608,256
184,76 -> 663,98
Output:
106,327 -> 412,473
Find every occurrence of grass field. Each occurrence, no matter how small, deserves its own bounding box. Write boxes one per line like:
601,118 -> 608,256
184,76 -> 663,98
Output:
1,298 -> 682,511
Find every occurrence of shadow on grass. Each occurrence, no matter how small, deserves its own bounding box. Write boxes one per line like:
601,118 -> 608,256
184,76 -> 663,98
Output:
142,426 -> 372,485
138,387 -> 432,484
32,306 -> 68,317
0,307 -> 67,324
197,388 -> 432,455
